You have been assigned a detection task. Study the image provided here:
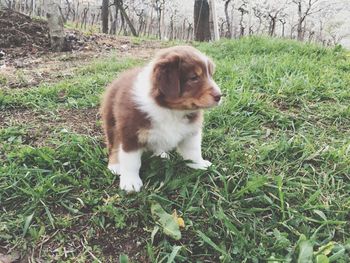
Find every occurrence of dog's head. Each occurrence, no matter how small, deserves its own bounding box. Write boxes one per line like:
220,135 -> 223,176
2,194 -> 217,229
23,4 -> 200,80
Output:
151,46 -> 222,110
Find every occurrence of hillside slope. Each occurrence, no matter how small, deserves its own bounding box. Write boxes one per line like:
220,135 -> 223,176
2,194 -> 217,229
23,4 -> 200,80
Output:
0,37 -> 349,262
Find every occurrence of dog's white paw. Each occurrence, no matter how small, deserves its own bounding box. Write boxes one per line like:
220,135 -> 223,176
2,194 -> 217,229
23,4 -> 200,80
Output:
187,159 -> 212,170
120,175 -> 143,192
159,152 -> 170,159
108,164 -> 121,175
153,151 -> 170,159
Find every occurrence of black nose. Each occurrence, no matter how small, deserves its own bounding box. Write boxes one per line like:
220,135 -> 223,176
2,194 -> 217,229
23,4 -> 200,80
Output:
214,94 -> 222,102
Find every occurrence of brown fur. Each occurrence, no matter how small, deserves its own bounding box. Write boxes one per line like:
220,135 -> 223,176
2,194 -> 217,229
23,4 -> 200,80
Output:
100,67 -> 151,165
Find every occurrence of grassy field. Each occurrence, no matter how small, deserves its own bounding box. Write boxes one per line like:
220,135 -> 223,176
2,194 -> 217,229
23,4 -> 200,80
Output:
1,37 -> 350,262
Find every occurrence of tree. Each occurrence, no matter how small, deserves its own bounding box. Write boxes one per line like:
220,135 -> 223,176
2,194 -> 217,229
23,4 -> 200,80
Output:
114,0 -> 138,36
279,16 -> 287,37
102,0 -> 109,33
237,0 -> 248,37
47,0 -> 68,51
224,0 -> 232,38
194,0 -> 211,41
292,0 -> 323,41
253,6 -> 264,34
209,0 -> 219,40
254,0 -> 288,37
325,20 -> 350,45
153,0 -> 165,39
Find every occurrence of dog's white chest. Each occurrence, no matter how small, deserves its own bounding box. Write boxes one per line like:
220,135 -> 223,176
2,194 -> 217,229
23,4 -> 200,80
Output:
146,116 -> 199,153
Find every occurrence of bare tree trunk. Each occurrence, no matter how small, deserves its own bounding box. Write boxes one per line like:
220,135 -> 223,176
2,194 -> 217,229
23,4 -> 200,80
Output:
280,19 -> 286,37
169,14 -> 174,40
154,0 -> 164,39
42,0 -> 47,17
238,6 -> 247,37
102,0 -> 109,33
58,5 -> 66,23
318,20 -> 323,42
224,0 -> 232,38
194,0 -> 210,41
135,9 -> 145,36
157,4 -> 161,39
65,0 -> 71,21
296,1 -> 303,40
268,15 -> 277,36
110,0 -> 119,34
161,2 -> 166,39
108,6 -> 113,33
47,0 -> 68,51
72,1 -> 79,22
187,23 -> 193,41
146,0 -> 154,37
231,4 -> 236,37
81,7 -> 89,29
118,9 -> 125,35
24,0 -> 28,13
91,13 -> 96,28
115,0 -> 137,36
209,0 -> 219,40
31,0 -> 36,15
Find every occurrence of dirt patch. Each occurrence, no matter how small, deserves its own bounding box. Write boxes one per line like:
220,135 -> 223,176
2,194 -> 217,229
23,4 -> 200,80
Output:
15,217 -> 149,262
0,9 -> 165,88
91,227 -> 149,262
0,107 -> 103,146
0,35 -> 163,88
0,51 -> 101,88
0,8 -> 50,51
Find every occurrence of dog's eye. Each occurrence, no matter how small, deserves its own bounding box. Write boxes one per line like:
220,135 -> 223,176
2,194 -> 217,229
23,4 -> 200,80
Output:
189,75 -> 199,82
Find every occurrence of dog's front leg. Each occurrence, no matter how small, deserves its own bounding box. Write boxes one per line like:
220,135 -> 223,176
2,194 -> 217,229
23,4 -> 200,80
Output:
119,147 -> 143,192
177,131 -> 212,170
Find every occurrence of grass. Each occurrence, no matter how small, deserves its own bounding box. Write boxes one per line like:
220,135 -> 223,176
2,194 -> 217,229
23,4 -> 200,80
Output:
1,36 -> 350,262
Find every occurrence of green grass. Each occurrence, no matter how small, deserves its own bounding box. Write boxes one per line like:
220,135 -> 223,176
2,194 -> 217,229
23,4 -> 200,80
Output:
1,37 -> 350,262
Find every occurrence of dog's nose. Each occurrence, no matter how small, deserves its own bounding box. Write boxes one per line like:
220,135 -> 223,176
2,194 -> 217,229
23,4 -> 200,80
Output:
214,94 -> 222,102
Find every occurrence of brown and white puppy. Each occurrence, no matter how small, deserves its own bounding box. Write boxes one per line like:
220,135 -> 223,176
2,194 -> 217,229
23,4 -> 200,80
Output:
100,46 -> 221,192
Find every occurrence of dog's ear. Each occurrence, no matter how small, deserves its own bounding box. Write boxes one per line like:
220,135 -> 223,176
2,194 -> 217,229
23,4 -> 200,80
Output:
153,54 -> 181,99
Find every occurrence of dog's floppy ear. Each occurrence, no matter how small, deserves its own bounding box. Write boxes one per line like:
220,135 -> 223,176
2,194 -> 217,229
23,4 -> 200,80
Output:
153,54 -> 181,99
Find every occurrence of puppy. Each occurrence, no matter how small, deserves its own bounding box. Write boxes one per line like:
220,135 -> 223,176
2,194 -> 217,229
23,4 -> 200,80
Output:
100,46 -> 221,192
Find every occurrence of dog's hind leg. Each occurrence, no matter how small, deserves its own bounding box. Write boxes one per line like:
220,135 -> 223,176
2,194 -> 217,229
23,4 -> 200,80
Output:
101,102 -> 121,174
107,128 -> 121,175
108,147 -> 120,175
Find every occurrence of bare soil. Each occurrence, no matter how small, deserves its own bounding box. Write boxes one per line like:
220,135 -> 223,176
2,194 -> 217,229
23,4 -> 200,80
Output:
0,36 -> 162,88
90,226 -> 149,262
0,107 -> 102,146
0,9 -> 163,89
0,8 -> 49,51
